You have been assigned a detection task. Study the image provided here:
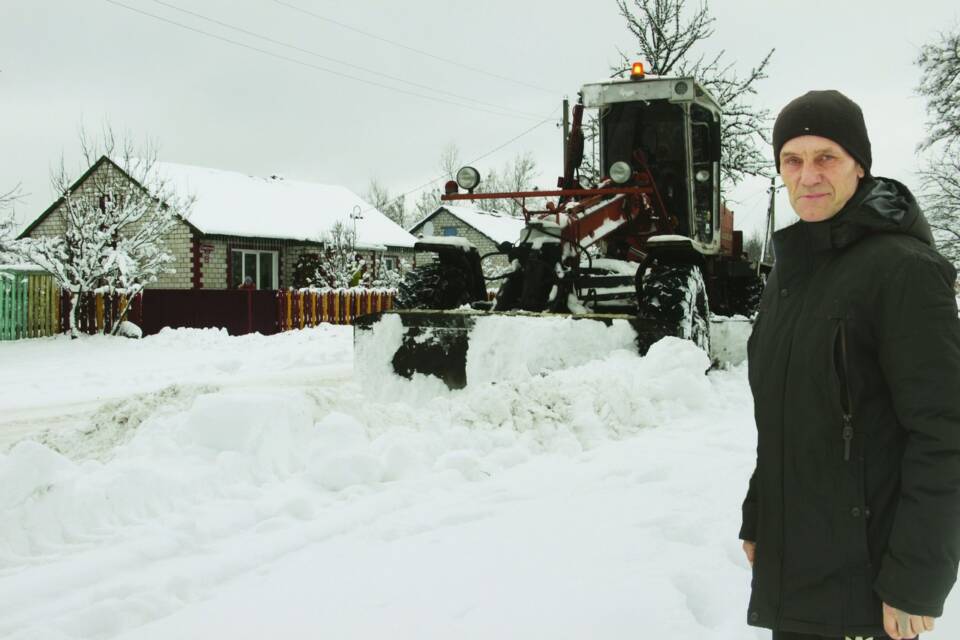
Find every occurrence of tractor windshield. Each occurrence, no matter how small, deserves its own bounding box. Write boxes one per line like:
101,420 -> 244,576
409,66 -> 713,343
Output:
600,101 -> 689,235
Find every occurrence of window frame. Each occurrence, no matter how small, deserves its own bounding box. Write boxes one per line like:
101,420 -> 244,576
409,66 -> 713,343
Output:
230,248 -> 279,289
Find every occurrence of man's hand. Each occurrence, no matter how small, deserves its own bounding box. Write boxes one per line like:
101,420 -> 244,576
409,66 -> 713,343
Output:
882,601 -> 935,639
742,540 -> 756,567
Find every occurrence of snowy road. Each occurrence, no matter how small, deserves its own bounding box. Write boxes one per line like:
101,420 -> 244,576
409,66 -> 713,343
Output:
1,325 -> 957,639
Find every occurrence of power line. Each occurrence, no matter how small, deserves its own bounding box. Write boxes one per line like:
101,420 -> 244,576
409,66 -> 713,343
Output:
365,109 -> 560,217
271,0 -> 558,95
146,0 -> 544,120
105,0 -> 544,122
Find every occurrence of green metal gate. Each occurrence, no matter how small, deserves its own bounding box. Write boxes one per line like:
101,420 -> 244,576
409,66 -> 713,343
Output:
0,268 -> 60,340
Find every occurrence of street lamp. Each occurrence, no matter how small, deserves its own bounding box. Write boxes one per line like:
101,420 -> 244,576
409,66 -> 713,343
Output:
349,204 -> 363,240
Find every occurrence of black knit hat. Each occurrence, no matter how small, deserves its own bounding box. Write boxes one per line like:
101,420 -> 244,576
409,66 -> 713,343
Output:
772,90 -> 872,175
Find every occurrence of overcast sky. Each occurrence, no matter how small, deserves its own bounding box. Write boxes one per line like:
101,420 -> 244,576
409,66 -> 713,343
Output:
2,0 -> 958,237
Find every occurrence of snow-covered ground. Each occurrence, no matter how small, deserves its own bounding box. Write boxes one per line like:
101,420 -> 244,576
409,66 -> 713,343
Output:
1,322 -> 957,639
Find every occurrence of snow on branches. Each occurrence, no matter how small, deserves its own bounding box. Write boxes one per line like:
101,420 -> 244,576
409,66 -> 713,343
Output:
919,148 -> 960,270
917,30 -> 960,152
293,221 -> 407,291
7,127 -> 191,337
0,185 -> 21,263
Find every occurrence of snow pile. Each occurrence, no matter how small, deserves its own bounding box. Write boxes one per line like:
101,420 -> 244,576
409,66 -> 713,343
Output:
0,330 -> 714,563
114,320 -> 142,339
0,324 -> 724,638
710,315 -> 753,366
4,324 -> 957,639
465,314 -> 643,385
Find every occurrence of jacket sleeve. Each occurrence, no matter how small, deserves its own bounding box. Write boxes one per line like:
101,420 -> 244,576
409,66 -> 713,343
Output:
739,465 -> 758,541
873,253 -> 960,617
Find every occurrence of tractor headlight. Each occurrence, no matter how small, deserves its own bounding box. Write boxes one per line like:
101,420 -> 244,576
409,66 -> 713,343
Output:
695,169 -> 710,183
609,161 -> 632,184
456,166 -> 481,191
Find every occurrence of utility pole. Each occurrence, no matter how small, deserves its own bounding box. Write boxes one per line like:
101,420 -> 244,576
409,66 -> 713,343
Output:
562,98 -> 570,174
759,176 -> 776,272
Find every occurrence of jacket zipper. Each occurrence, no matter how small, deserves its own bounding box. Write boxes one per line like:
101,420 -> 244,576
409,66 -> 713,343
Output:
836,321 -> 854,461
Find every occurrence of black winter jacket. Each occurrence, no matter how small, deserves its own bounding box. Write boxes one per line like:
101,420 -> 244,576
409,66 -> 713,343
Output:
740,177 -> 960,637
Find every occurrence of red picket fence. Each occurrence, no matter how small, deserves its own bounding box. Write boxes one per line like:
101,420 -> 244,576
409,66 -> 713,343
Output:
48,288 -> 396,337
277,289 -> 395,331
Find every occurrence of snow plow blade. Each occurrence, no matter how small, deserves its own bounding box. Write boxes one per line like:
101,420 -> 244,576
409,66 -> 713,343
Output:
353,309 -> 701,390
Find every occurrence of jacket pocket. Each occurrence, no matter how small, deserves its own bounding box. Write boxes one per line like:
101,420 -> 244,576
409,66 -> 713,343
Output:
831,320 -> 855,462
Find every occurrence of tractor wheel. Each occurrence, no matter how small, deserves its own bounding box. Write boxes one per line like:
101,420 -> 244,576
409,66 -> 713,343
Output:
396,261 -> 474,310
636,263 -> 711,354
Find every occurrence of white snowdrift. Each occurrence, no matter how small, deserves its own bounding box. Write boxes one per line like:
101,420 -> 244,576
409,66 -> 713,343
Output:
1,323 -> 958,639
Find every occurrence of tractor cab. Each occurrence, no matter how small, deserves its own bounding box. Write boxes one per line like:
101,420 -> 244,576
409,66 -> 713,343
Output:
581,73 -> 722,253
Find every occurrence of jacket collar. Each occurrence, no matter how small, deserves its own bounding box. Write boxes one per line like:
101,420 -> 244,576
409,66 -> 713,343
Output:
771,176 -> 929,267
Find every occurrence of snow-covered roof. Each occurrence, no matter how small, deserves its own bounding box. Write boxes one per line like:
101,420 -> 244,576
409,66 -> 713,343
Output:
418,205 -> 526,245
151,162 -> 416,250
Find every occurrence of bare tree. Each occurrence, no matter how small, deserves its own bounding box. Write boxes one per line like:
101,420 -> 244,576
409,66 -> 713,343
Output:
474,151 -> 541,216
0,184 -> 22,262
410,142 -> 463,225
438,142 -> 461,181
408,145 -> 542,225
919,148 -> 960,270
916,28 -> 960,270
365,177 -> 408,228
7,125 -> 190,337
0,184 -> 20,211
612,0 -> 775,186
743,228 -> 764,262
412,187 -> 442,224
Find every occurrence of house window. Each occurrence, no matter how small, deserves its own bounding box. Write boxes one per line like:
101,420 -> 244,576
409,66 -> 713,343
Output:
383,256 -> 397,271
441,226 -> 458,236
231,249 -> 278,289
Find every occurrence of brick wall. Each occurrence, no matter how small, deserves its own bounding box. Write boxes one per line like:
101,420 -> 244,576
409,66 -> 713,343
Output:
197,237 -> 229,289
411,211 -> 510,274
154,218 -> 193,289
24,160 -> 194,289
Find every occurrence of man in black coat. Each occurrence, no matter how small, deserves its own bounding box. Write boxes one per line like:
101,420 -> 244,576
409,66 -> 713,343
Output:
740,90 -> 960,640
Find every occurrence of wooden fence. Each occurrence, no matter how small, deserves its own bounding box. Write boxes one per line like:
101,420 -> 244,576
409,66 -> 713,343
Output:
0,269 -> 60,340
0,282 -> 395,340
277,289 -> 394,331
62,291 -> 143,336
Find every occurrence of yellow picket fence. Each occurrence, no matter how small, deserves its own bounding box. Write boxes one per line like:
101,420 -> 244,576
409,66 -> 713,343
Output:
277,289 -> 395,331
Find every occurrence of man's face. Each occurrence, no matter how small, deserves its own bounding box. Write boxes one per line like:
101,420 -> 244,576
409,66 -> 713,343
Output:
779,135 -> 865,222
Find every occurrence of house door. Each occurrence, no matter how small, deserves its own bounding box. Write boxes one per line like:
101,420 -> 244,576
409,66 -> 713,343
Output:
231,249 -> 278,289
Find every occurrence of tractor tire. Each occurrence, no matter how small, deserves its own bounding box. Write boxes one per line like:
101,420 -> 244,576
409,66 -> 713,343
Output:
637,263 -> 711,354
396,261 -> 474,310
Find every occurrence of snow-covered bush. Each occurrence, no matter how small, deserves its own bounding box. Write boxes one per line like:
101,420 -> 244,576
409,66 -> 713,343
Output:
5,127 -> 192,337
293,221 -> 407,290
0,185 -> 20,264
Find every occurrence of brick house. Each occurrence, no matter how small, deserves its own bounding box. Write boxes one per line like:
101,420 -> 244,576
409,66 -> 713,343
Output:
408,205 -> 525,274
19,156 -> 417,289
